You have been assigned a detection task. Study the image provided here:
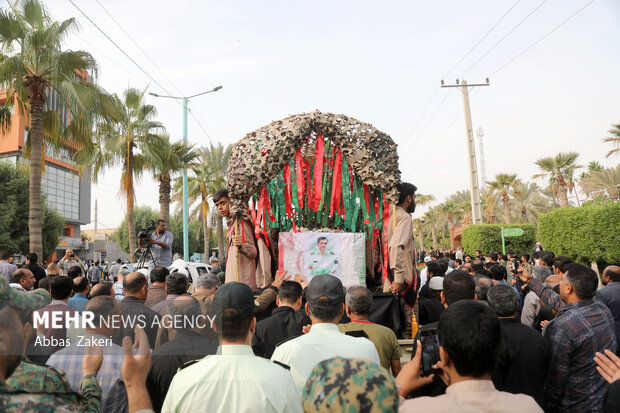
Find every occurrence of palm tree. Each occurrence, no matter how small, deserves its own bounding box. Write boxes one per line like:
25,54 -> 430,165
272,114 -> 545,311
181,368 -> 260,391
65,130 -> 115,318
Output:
533,152 -> 581,208
174,148 -> 223,259
603,123 -> 620,158
423,208 -> 439,250
481,188 -> 500,223
487,173 -> 519,224
447,190 -> 471,224
199,143 -> 233,261
86,88 -> 163,259
144,136 -> 197,223
0,0 -> 116,258
413,218 -> 425,251
580,164 -> 620,202
510,181 -> 551,223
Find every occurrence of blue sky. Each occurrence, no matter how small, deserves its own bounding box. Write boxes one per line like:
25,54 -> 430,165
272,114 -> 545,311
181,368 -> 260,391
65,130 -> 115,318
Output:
3,0 -> 619,229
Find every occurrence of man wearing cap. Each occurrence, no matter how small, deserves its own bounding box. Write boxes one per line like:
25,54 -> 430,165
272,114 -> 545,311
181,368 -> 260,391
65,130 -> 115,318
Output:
419,255 -> 433,289
162,282 -> 302,412
113,264 -> 134,301
271,274 -> 380,394
418,276 -> 445,325
384,182 -> 419,339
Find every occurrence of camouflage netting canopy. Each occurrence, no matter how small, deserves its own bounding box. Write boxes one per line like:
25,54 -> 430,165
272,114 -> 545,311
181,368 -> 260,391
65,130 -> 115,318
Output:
227,110 -> 401,219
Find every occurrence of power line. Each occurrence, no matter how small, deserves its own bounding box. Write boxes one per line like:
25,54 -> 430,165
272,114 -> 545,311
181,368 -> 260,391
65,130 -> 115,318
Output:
93,0 -> 186,98
400,91 -> 450,159
407,88 -> 482,175
68,0 -> 220,146
187,107 -> 216,145
398,0 -> 524,162
442,0 -> 523,80
489,0 -> 596,77
461,0 -> 548,76
67,0 -> 181,107
187,101 -> 221,142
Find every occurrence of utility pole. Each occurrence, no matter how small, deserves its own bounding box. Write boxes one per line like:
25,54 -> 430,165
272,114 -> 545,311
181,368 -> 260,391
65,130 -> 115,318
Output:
93,199 -> 98,262
441,78 -> 489,225
476,126 -> 487,189
150,86 -> 222,262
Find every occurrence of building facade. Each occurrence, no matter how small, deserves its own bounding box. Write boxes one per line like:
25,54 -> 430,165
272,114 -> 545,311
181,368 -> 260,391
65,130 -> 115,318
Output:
0,89 -> 91,258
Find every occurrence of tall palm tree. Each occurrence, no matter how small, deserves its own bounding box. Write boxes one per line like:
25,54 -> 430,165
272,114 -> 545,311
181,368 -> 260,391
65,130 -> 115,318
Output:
423,208 -> 439,250
86,88 -> 163,259
580,164 -> 620,202
200,143 -> 233,261
533,152 -> 581,208
0,0 -> 116,258
412,218 -> 425,251
603,123 -> 620,158
510,181 -> 551,223
174,148 -> 223,259
481,188 -> 500,224
487,173 -> 519,224
447,190 -> 471,224
144,136 -> 197,223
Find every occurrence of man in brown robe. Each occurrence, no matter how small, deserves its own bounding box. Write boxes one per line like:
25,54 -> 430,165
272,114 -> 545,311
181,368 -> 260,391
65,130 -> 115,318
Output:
214,189 -> 258,291
384,182 -> 418,338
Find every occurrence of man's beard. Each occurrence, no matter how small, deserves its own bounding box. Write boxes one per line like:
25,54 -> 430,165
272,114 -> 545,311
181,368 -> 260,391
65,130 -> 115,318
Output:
406,202 -> 416,214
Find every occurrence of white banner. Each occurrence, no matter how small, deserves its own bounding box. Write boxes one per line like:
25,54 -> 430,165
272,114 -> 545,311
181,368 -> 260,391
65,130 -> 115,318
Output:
278,232 -> 366,288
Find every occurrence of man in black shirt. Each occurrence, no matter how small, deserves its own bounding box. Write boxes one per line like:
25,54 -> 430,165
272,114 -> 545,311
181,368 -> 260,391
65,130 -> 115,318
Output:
147,296 -> 218,412
252,280 -> 310,358
118,272 -> 160,349
24,253 -> 46,288
488,284 -> 548,408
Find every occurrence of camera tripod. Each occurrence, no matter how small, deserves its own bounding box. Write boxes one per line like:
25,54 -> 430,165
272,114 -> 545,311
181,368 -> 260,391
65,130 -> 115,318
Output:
135,243 -> 157,269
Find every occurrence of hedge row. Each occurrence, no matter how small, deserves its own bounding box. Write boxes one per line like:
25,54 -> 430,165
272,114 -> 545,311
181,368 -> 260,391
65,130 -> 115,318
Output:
537,203 -> 620,265
462,223 -> 537,257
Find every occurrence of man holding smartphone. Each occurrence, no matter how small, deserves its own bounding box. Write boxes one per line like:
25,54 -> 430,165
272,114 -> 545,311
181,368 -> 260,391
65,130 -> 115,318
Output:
58,249 -> 84,277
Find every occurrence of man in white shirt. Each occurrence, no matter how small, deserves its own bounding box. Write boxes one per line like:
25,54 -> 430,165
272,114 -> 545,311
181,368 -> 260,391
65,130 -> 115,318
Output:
162,282 -> 302,413
271,274 -> 380,394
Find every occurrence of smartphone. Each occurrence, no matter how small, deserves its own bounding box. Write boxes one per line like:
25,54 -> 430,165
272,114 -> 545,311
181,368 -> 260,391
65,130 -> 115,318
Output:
419,330 -> 441,376
69,253 -> 75,258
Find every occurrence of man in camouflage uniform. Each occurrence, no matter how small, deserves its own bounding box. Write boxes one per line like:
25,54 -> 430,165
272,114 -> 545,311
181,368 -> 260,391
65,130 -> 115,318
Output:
305,236 -> 341,278
302,357 -> 399,413
0,276 -> 102,412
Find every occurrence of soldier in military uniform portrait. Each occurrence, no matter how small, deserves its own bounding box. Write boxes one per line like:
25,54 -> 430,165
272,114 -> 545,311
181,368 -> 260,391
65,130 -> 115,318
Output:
305,236 -> 341,278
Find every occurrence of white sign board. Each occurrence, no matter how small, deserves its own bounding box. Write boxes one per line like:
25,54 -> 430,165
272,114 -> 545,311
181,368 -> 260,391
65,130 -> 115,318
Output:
278,232 -> 366,288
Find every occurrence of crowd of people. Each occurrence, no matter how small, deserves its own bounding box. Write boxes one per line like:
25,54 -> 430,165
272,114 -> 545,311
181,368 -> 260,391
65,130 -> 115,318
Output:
0,185 -> 618,413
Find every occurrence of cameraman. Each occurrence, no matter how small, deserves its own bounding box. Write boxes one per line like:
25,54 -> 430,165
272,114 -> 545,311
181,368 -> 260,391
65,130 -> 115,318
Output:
148,219 -> 173,267
58,248 -> 84,277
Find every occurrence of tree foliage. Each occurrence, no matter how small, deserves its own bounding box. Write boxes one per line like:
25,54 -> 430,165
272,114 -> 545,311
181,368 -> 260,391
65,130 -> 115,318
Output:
538,203 -> 620,266
462,223 -> 536,256
0,161 -> 64,258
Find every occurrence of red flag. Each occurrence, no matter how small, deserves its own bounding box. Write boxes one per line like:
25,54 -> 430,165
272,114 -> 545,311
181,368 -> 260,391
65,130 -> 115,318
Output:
283,164 -> 293,217
295,149 -> 304,209
311,135 -> 324,211
330,149 -> 343,217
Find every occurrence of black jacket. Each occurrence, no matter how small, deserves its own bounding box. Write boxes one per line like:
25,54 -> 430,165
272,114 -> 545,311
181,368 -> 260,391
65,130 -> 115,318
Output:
492,317 -> 548,408
252,306 -> 311,358
118,296 -> 160,349
146,331 -> 218,413
418,295 -> 445,325
26,263 -> 47,288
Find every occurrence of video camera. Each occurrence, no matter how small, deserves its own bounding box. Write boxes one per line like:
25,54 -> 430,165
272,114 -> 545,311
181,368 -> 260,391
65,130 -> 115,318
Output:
138,220 -> 157,248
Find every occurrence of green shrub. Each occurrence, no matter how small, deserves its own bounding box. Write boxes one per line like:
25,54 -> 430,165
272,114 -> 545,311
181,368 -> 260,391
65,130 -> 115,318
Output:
462,223 -> 536,256
538,203 -> 620,265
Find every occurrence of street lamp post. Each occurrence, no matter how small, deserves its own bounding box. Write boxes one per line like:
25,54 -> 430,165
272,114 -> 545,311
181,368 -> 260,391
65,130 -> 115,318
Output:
150,86 -> 222,262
